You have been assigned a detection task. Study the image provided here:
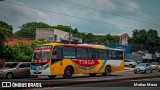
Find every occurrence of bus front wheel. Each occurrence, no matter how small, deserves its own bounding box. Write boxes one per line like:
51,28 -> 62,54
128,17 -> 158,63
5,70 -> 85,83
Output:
63,67 -> 73,79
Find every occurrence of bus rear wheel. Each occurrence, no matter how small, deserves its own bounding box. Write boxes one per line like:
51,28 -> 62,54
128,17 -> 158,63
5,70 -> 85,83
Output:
89,73 -> 97,77
48,75 -> 56,79
63,67 -> 73,79
102,67 -> 111,76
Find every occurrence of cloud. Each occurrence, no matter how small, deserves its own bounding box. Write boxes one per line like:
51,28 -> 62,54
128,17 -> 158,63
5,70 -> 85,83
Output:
0,0 -> 159,36
0,0 -> 50,25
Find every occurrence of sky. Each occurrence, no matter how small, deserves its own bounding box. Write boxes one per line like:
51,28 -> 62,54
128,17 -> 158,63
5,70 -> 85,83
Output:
0,0 -> 160,36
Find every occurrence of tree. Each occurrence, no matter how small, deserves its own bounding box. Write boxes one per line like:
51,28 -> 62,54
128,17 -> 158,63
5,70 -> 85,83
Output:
14,29 -> 33,38
130,29 -> 160,51
0,21 -> 13,32
83,33 -> 95,43
12,42 -> 34,62
104,34 -> 118,45
94,34 -> 118,46
0,21 -> 13,44
0,21 -> 13,60
2,46 -> 17,61
0,27 -> 10,44
14,22 -> 51,38
31,38 -> 51,49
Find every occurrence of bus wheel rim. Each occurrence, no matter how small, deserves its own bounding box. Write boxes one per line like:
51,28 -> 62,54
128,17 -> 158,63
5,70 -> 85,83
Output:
66,70 -> 71,76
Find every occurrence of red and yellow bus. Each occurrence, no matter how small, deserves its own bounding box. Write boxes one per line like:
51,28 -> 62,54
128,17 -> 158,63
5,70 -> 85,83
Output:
30,43 -> 124,79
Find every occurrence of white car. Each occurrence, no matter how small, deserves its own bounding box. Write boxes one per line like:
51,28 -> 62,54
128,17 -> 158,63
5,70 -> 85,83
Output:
124,59 -> 137,68
157,63 -> 160,72
134,63 -> 152,74
150,62 -> 159,70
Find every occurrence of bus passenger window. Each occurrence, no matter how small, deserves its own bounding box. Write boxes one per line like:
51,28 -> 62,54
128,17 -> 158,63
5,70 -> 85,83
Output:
63,47 -> 76,58
116,51 -> 123,60
87,48 -> 98,59
98,49 -> 107,60
112,50 -> 117,59
107,50 -> 112,59
76,48 -> 88,58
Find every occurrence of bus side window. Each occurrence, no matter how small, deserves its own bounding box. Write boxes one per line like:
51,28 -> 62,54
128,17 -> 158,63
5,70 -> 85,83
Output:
87,48 -> 98,59
116,51 -> 123,60
107,50 -> 112,59
76,48 -> 88,58
52,46 -> 63,60
98,49 -> 107,60
63,46 -> 76,58
112,50 -> 117,59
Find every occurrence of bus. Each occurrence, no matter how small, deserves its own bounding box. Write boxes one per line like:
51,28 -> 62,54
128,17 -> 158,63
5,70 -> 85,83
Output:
30,43 -> 124,79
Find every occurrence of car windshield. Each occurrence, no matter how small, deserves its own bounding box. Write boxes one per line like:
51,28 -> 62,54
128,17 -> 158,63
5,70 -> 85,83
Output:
151,62 -> 157,65
4,63 -> 18,68
137,63 -> 146,67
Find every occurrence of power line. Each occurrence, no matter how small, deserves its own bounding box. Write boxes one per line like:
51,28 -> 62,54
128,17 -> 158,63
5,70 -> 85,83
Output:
0,0 -> 137,30
108,0 -> 160,16
60,0 -> 160,26
144,0 -> 160,8
0,2 -> 39,22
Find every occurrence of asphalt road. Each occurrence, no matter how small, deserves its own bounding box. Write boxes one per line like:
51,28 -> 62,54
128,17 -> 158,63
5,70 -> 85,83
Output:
42,78 -> 160,90
1,69 -> 159,81
0,69 -> 159,89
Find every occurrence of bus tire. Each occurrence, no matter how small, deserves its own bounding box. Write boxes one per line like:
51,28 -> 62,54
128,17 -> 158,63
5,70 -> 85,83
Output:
63,67 -> 73,79
104,66 -> 111,76
89,73 -> 97,77
48,75 -> 56,79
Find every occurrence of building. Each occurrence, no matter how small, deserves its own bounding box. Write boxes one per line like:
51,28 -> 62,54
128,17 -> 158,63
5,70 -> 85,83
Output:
108,45 -> 131,54
36,28 -> 82,43
93,33 -> 129,45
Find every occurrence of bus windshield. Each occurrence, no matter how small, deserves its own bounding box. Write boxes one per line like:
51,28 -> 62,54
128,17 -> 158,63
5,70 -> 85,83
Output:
32,46 -> 52,64
33,51 -> 50,60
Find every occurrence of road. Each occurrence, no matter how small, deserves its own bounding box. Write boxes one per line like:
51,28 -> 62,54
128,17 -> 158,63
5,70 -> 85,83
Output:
0,68 -> 159,89
42,78 -> 160,90
1,69 -> 159,81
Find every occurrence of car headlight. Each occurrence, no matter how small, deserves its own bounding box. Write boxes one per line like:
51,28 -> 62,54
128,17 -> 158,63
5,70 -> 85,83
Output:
0,70 -> 3,73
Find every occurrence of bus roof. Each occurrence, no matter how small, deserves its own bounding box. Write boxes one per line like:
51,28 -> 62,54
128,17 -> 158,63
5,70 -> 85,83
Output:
106,47 -> 123,51
42,43 -> 64,46
41,43 -> 122,51
64,44 -> 93,48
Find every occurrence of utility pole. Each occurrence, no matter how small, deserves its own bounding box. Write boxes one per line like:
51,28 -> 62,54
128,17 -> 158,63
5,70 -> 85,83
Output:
69,26 -> 71,44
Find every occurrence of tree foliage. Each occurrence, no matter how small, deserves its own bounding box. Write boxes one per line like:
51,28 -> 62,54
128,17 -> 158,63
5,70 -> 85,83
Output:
0,21 -> 13,31
0,21 -> 13,60
14,22 -> 51,38
130,29 -> 160,51
0,21 -> 13,44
